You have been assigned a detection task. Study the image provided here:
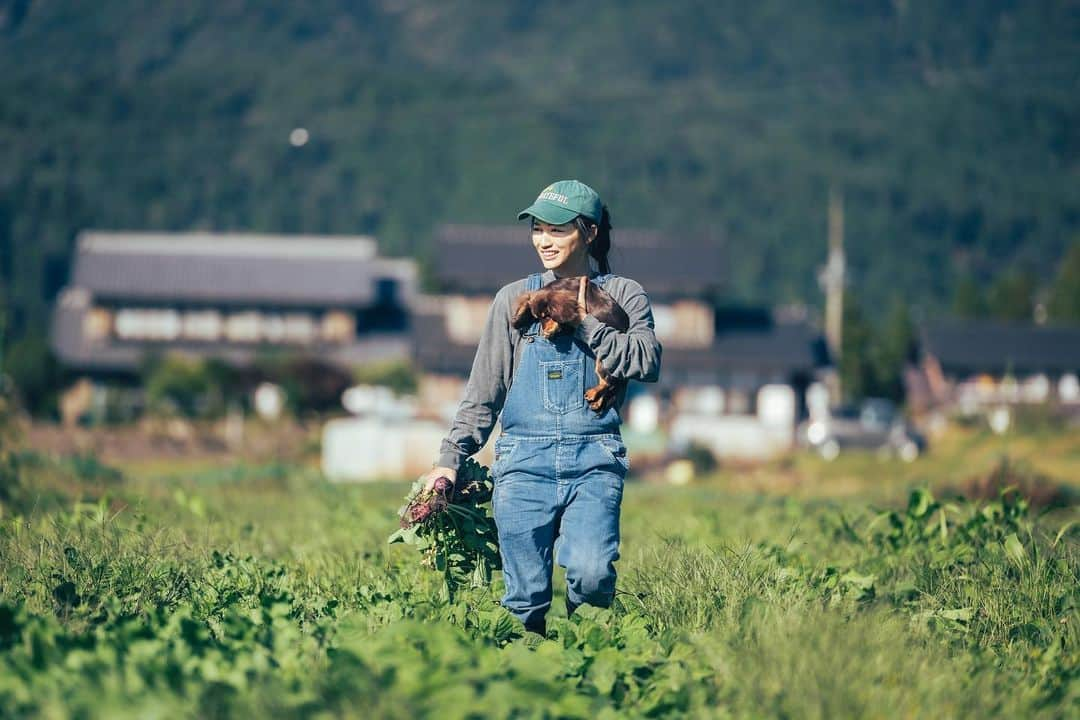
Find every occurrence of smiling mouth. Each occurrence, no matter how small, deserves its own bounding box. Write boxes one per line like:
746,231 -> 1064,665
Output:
540,251 -> 558,260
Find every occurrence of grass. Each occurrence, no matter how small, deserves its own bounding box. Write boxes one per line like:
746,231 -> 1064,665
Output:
0,427 -> 1077,718
708,423 -> 1080,504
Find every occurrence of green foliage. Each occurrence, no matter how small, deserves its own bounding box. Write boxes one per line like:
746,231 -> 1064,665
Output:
683,440 -> 718,475
873,296 -> 916,402
986,267 -> 1037,322
250,353 -> 352,415
840,292 -> 876,402
1047,238 -> 1080,322
0,379 -> 23,508
2,333 -> 64,418
142,353 -> 231,419
953,265 -> 1048,323
352,359 -> 419,397
953,273 -> 988,318
839,293 -> 914,403
0,435 -> 1077,716
141,351 -> 355,419
2,0 -> 1079,353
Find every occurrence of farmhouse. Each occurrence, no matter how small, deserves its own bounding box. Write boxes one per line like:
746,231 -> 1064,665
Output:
914,320 -> 1080,416
50,231 -> 417,376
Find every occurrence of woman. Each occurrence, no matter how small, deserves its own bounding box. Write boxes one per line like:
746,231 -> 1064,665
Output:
425,179 -> 662,636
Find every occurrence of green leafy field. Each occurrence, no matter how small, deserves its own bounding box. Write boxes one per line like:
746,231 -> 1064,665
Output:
1,447 -> 1077,718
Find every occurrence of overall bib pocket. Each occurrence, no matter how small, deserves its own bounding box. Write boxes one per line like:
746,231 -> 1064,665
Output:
540,359 -> 584,414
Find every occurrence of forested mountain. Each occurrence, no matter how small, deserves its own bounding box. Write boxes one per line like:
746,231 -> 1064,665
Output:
1,0 -> 1078,343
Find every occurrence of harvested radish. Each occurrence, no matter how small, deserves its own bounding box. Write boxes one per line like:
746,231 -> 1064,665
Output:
388,458 -> 500,601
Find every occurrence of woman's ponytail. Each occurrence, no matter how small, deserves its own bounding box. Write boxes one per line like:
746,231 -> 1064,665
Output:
577,205 -> 612,275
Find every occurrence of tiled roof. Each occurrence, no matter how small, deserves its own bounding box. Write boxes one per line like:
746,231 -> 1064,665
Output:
71,231 -> 414,307
921,321 -> 1080,375
664,322 -> 829,375
433,224 -> 723,298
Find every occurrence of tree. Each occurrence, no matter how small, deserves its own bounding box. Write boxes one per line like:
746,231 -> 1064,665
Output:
1,1 -> 1078,354
840,292 -> 877,404
986,268 -> 1036,322
1047,239 -> 1080,322
871,297 -> 916,404
143,354 -> 217,418
3,333 -> 64,418
353,359 -> 419,397
839,292 -> 916,405
952,273 -> 987,318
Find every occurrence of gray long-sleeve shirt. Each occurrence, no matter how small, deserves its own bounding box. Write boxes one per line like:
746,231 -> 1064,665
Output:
435,269 -> 663,471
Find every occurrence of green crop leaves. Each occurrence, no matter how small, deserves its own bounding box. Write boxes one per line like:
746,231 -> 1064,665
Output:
0,455 -> 1077,717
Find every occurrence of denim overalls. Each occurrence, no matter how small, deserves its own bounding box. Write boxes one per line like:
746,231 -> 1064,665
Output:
491,271 -> 630,633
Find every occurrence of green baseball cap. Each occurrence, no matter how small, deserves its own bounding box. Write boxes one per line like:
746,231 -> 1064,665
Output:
517,179 -> 603,225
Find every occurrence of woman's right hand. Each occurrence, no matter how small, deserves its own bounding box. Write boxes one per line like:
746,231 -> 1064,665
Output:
423,466 -> 457,493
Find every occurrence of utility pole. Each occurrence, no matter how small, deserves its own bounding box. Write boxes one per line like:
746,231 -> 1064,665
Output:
820,185 -> 846,403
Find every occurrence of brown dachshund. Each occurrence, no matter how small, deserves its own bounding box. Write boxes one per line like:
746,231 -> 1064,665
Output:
511,276 -> 630,413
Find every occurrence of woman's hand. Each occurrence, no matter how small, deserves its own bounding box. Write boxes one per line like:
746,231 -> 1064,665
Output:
576,275 -> 588,322
423,466 -> 457,493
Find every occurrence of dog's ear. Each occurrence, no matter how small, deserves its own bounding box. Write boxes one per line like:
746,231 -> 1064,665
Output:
511,292 -> 536,329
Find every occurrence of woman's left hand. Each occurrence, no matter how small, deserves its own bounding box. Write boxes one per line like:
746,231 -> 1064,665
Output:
576,275 -> 588,322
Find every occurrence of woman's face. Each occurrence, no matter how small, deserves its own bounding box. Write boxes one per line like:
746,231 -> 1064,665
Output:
532,219 -> 589,273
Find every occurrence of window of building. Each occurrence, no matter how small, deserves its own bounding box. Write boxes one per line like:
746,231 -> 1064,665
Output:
83,308 -> 112,342
652,301 -> 714,348
321,310 -> 355,344
182,311 -> 222,341
260,314 -> 287,343
356,277 -> 408,333
283,313 -> 315,344
114,308 -> 181,341
443,296 -> 489,344
225,312 -> 260,343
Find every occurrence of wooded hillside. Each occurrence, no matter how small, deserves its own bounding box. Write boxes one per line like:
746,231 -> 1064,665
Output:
1,0 -> 1077,340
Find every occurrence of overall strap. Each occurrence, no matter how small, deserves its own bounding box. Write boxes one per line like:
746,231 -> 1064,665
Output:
520,272 -> 544,338
509,273 -> 544,389
521,272 -> 544,337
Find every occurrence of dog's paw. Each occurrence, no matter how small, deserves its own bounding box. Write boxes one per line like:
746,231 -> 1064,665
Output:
511,293 -> 536,329
584,386 -> 611,413
540,318 -> 561,337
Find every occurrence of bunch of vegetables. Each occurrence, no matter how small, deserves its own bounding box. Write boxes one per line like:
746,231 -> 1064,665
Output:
387,458 -> 501,601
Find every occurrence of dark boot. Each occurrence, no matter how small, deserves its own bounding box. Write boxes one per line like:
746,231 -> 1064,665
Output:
524,617 -> 546,637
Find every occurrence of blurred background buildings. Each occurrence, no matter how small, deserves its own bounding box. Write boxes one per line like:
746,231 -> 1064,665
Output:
1,1 -> 1078,477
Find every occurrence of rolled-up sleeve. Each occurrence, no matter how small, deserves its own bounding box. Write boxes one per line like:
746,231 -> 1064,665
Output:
574,278 -> 662,383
